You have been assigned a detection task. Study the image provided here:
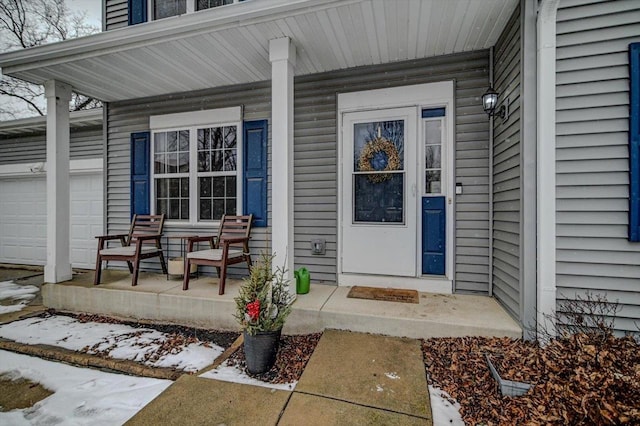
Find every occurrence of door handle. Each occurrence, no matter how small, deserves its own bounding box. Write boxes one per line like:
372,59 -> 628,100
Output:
411,183 -> 416,197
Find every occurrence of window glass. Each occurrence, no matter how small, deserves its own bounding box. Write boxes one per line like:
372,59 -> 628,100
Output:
153,124 -> 237,222
198,176 -> 237,221
197,0 -> 233,11
424,119 -> 443,194
155,177 -> 189,220
154,0 -> 186,19
352,120 -> 405,223
197,125 -> 237,221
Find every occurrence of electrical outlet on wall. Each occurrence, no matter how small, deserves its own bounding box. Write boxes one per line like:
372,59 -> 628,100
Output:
311,239 -> 326,255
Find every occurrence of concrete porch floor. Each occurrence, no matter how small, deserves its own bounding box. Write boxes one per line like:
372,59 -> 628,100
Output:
42,270 -> 522,339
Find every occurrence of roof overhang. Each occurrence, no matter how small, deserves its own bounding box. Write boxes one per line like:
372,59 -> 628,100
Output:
0,0 -> 517,102
0,108 -> 103,136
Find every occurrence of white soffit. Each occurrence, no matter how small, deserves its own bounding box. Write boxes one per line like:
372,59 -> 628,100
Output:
0,0 -> 517,102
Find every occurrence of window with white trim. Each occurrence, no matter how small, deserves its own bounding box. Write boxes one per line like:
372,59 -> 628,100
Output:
149,0 -> 239,20
150,108 -> 242,223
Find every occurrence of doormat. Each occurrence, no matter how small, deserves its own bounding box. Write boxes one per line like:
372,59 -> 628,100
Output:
347,286 -> 419,304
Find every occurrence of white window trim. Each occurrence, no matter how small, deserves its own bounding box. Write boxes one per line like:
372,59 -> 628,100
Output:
150,107 -> 243,226
150,106 -> 241,130
146,0 -> 243,21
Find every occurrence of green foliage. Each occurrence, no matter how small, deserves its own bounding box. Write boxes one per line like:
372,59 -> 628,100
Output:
234,252 -> 292,336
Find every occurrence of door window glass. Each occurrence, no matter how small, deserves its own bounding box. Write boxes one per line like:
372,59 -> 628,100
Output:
352,120 -> 405,223
424,119 -> 443,194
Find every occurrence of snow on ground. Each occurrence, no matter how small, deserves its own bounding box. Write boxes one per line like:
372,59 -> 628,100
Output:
0,312 -> 463,423
0,315 -> 224,372
0,281 -> 39,315
200,360 -> 297,391
429,385 -> 465,426
0,349 -> 170,425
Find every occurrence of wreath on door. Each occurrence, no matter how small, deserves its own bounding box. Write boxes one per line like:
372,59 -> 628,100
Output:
358,137 -> 401,183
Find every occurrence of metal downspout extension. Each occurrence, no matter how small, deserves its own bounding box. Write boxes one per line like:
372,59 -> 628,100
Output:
488,46 -> 495,297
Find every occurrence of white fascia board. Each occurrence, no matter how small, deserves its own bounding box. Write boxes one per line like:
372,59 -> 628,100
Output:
0,108 -> 103,135
0,0 -> 355,75
0,158 -> 103,177
149,106 -> 241,129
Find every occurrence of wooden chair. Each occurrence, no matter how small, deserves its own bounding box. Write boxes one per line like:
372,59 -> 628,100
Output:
183,214 -> 253,295
94,214 -> 168,286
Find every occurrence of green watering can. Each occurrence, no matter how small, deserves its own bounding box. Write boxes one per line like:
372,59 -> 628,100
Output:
294,267 -> 310,294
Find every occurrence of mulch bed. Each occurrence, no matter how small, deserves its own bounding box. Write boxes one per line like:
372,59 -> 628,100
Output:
227,332 -> 322,384
33,311 -> 322,384
422,333 -> 640,425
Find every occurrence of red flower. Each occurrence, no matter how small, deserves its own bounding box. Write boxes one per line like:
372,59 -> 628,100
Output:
247,300 -> 260,321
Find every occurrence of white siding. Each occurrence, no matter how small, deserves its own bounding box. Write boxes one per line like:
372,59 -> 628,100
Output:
105,0 -> 128,31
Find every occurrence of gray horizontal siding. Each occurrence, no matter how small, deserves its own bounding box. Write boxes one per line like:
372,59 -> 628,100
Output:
556,0 -> 640,333
455,54 -> 491,294
295,50 -> 491,292
105,0 -> 128,31
107,51 -> 491,291
492,4 -> 521,320
106,82 -> 272,277
0,127 -> 103,165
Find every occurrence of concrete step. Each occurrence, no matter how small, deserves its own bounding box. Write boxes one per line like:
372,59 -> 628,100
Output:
43,271 -> 522,339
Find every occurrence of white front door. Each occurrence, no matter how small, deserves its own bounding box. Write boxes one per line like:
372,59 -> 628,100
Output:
341,107 -> 418,277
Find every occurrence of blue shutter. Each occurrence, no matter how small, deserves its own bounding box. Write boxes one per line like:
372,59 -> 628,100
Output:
128,0 -> 147,25
243,120 -> 268,227
131,132 -> 150,217
422,196 -> 446,275
629,43 -> 640,241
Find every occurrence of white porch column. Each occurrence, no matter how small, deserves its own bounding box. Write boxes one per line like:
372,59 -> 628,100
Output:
269,37 -> 296,294
44,80 -> 73,283
536,0 -> 559,337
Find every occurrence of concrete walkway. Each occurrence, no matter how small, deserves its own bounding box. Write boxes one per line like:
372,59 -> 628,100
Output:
127,330 -> 432,425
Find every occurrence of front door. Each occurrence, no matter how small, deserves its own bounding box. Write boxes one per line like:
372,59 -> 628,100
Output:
341,107 -> 418,277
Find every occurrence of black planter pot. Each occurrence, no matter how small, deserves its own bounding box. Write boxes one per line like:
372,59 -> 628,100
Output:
243,329 -> 281,374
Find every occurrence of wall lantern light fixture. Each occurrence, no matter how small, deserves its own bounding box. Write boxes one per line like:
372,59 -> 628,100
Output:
482,86 -> 509,120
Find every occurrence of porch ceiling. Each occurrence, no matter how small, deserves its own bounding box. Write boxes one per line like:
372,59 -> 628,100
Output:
0,0 -> 517,102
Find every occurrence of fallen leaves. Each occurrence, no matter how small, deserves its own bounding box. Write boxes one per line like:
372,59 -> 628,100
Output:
422,333 -> 640,425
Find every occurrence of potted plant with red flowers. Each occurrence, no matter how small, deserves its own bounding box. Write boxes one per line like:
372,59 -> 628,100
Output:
234,253 -> 292,374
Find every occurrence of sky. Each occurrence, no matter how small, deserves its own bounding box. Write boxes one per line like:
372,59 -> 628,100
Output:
67,0 -> 103,29
0,0 -> 103,120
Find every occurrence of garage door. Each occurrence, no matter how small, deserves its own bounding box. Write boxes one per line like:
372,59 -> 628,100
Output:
0,173 -> 103,269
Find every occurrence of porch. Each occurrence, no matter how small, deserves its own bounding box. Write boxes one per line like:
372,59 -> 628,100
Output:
43,271 -> 521,339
